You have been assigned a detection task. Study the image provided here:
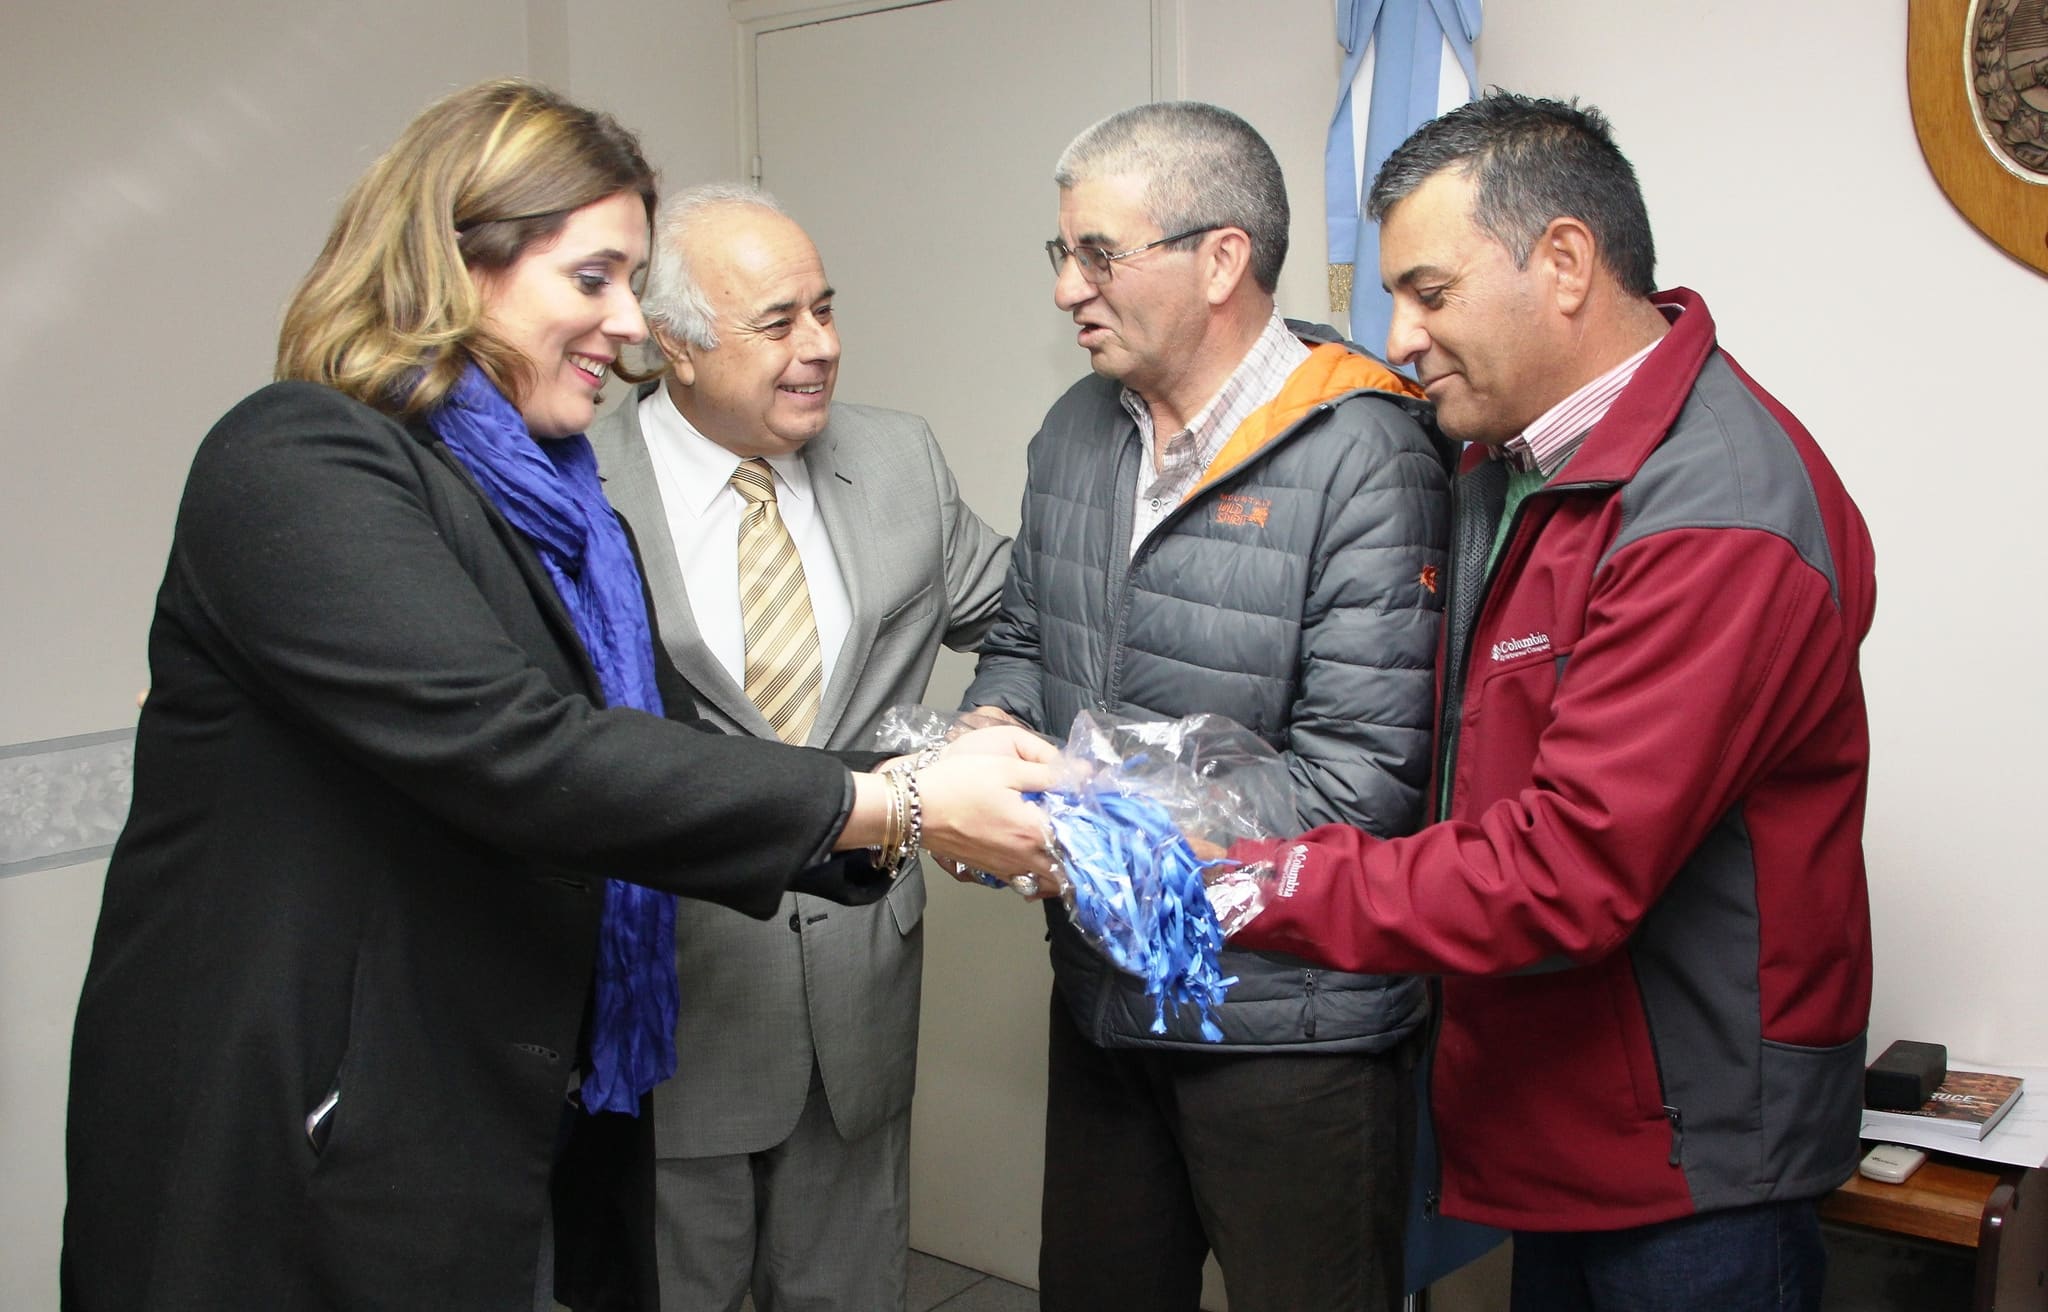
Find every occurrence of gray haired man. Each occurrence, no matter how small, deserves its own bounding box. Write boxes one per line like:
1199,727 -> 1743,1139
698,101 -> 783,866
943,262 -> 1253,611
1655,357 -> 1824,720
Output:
590,184 -> 1009,1311
965,102 -> 1452,1312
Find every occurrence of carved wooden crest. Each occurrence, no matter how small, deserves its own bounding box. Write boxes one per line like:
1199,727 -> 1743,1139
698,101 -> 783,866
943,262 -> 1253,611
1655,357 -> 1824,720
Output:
1911,0 -> 2048,274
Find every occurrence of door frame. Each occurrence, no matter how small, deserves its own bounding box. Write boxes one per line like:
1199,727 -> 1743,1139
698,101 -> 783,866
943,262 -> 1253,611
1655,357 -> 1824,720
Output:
730,0 -> 1184,185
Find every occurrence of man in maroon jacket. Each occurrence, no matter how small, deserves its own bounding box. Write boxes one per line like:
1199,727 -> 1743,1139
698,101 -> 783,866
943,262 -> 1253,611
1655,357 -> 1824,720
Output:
1217,92 -> 1876,1311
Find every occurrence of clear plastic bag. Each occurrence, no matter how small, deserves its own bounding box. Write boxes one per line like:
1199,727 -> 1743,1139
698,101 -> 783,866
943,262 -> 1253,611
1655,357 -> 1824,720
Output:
1052,709 -> 1294,848
872,704 -> 1051,894
874,705 -> 1291,1039
1201,857 -> 1276,940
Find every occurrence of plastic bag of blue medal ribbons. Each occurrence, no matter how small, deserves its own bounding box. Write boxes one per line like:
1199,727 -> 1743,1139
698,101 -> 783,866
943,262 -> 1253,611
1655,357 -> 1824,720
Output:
874,705 -> 1290,1039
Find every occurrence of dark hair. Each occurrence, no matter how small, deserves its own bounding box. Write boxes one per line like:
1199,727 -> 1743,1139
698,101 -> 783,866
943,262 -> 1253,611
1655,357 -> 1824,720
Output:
1366,90 -> 1656,297
1056,101 -> 1290,294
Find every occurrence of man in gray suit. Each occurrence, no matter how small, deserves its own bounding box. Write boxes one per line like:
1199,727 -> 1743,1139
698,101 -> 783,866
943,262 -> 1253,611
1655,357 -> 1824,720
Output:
590,184 -> 1009,1312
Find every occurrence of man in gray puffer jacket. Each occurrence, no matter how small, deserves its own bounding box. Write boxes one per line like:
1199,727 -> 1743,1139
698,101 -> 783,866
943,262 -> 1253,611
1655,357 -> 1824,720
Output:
963,102 -> 1451,1312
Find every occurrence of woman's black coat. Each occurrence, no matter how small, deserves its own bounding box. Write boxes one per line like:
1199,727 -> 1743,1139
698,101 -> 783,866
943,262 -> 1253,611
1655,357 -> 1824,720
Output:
62,382 -> 878,1310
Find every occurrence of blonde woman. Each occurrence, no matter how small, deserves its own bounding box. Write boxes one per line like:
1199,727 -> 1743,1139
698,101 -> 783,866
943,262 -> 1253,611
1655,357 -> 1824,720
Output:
61,79 -> 1055,1312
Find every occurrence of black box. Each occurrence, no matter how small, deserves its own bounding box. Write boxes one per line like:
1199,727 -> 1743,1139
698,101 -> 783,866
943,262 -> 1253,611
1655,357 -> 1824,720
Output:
1865,1040 -> 1947,1111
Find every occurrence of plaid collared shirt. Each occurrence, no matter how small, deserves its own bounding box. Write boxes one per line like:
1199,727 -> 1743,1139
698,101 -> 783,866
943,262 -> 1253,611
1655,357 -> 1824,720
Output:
1121,310 -> 1310,557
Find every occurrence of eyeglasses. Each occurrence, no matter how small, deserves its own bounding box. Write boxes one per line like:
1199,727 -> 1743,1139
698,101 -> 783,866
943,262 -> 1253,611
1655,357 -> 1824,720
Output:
1044,226 -> 1220,283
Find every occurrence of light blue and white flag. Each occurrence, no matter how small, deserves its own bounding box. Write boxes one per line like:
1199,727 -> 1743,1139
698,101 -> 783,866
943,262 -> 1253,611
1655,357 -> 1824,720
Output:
1329,34 -> 1505,1293
1326,0 -> 1481,363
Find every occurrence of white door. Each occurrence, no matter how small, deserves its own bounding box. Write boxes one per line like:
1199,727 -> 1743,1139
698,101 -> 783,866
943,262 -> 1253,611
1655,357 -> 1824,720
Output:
751,0 -> 1157,1290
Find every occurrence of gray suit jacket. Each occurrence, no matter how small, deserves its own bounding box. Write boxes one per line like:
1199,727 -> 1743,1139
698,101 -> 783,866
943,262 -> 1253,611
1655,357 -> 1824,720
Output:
591,382 -> 1010,1157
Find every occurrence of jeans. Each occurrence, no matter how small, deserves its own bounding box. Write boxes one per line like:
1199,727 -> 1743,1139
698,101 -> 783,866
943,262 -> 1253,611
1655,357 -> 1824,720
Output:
1509,1200 -> 1827,1312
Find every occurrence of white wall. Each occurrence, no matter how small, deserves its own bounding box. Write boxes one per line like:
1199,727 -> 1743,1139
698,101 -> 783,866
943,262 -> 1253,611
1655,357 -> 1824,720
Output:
567,0 -> 744,195
1181,0 -> 1346,328
1478,0 -> 2048,1066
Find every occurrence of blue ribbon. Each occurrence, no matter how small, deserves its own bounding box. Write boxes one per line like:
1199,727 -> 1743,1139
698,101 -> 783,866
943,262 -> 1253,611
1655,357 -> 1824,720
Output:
1028,784 -> 1236,1042
1325,0 -> 1481,359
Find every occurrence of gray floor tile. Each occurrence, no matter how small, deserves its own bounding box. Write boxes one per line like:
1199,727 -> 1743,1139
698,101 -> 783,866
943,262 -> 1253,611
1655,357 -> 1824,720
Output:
930,1270 -> 1038,1312
613,1250 -> 1483,1312
736,1251 -> 1007,1312
908,1249 -> 988,1311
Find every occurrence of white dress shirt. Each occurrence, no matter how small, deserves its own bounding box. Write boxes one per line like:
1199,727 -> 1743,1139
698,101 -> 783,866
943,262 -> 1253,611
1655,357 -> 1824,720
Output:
635,386 -> 852,699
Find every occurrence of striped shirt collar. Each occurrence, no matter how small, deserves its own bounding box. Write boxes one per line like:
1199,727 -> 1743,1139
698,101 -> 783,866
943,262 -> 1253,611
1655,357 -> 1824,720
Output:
1500,337 -> 1658,476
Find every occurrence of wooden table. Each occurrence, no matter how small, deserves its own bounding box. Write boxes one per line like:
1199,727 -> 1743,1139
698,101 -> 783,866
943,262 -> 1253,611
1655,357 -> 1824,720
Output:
1821,1156 -> 2046,1310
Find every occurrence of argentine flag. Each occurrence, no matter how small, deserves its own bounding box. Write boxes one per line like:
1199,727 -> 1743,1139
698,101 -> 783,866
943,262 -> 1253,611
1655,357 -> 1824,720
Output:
1327,0 -> 1482,364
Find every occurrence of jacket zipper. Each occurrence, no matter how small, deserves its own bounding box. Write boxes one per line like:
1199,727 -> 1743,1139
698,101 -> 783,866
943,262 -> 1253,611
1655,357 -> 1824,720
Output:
1421,979 -> 1445,1218
1100,402 -> 1337,710
1100,437 -> 1145,710
1093,399 -> 1353,1041
1436,472 -> 1613,815
1303,970 -> 1318,1039
1101,552 -> 1141,710
1629,957 -> 1684,1169
1435,470 -> 1511,815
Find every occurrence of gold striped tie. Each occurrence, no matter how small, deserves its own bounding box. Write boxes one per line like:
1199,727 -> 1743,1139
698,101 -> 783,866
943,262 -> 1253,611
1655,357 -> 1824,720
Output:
730,458 -> 820,744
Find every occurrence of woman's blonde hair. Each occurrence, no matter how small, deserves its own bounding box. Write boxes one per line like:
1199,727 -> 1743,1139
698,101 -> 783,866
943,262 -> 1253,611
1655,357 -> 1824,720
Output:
277,78 -> 656,417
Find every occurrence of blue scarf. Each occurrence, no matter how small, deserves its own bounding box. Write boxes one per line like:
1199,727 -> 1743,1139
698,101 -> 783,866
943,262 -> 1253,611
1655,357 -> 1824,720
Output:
427,363 -> 676,1116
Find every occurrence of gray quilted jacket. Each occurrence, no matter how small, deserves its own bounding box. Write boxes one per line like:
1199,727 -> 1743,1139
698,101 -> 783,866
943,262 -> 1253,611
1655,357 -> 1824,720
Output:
965,322 -> 1451,1051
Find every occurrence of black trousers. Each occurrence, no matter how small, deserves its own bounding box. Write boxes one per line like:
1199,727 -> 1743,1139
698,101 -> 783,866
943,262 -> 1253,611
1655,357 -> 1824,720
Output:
1038,990 -> 1417,1312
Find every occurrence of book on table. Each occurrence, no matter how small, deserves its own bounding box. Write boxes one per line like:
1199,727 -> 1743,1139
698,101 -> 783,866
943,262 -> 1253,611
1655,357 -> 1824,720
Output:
1863,1068 -> 2025,1141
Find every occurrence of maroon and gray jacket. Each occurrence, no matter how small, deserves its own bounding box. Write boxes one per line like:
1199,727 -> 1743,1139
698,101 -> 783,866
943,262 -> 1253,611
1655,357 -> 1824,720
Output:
1230,288 -> 1876,1232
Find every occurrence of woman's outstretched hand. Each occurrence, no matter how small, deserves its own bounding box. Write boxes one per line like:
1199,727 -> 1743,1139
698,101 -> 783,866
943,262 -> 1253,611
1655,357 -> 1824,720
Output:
845,724 -> 1061,883
918,726 -> 1060,882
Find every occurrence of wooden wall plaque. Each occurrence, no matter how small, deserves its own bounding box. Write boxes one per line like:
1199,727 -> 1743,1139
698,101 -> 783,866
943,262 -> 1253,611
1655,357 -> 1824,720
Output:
1910,0 -> 2048,275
